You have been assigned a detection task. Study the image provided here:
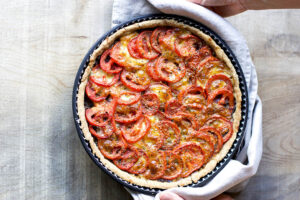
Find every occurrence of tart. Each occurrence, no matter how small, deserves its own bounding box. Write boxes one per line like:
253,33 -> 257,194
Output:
77,19 -> 242,189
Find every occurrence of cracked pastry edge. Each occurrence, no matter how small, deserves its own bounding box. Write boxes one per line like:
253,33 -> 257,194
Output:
76,19 -> 242,189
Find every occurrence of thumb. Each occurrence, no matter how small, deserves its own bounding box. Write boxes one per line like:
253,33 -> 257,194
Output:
159,191 -> 185,200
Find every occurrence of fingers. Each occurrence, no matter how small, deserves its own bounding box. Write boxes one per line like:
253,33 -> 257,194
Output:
210,3 -> 246,17
187,0 -> 238,6
159,192 -> 184,200
211,193 -> 234,200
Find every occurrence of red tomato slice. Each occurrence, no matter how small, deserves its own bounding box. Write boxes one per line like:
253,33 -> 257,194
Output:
207,88 -> 235,110
110,42 -> 128,67
193,132 -> 215,164
121,116 -> 150,143
85,99 -> 116,127
141,93 -> 159,115
127,149 -> 149,174
113,146 -> 138,170
143,151 -> 166,180
98,132 -> 125,160
205,74 -> 233,95
178,85 -> 207,109
137,120 -> 164,150
137,31 -> 159,59
162,151 -> 183,180
88,116 -> 116,139
147,83 -> 173,107
90,65 -> 120,87
165,98 -> 182,117
155,56 -> 186,83
127,36 -> 143,59
170,112 -> 198,140
120,70 -> 151,92
117,91 -> 141,105
114,101 -> 142,124
205,115 -> 233,143
175,35 -> 204,57
159,28 -> 178,51
85,80 -> 107,102
174,142 -> 204,177
100,48 -> 123,74
160,120 -> 181,150
150,27 -> 168,53
187,46 -> 213,70
198,127 -> 223,153
146,58 -> 160,81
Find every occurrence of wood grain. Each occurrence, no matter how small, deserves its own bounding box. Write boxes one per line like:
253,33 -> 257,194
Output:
0,0 -> 299,199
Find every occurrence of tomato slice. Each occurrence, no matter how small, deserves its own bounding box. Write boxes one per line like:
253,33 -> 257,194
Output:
165,98 -> 182,117
205,74 -> 233,95
127,36 -> 143,59
204,115 -> 233,143
120,70 -> 151,92
141,93 -> 159,115
90,65 -> 120,87
162,151 -> 183,180
187,46 -> 213,70
159,28 -> 178,51
100,48 -> 123,74
117,91 -> 141,105
207,88 -> 235,111
170,112 -> 198,140
160,120 -> 181,150
88,116 -> 116,139
192,132 -> 215,164
85,80 -> 108,102
147,83 -> 172,107
98,132 -> 125,160
85,99 -> 116,127
174,143 -> 204,177
150,27 -> 168,53
113,146 -> 138,170
178,85 -> 207,109
136,31 -> 159,60
114,101 -> 142,124
121,116 -> 150,143
198,127 -> 223,153
175,35 -> 204,57
127,149 -> 149,174
155,56 -> 186,83
146,58 -> 160,81
143,151 -> 166,180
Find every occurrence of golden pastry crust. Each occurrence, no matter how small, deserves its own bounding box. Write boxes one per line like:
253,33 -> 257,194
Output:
76,19 -> 242,189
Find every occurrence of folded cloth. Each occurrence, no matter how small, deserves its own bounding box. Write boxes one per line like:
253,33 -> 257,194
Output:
112,0 -> 263,199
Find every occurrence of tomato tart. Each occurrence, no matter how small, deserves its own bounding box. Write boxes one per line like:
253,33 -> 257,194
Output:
76,19 -> 242,189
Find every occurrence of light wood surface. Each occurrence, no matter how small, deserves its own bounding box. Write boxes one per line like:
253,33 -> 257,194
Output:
0,0 -> 299,199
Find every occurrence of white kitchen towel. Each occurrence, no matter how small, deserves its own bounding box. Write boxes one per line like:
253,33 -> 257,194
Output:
112,0 -> 263,199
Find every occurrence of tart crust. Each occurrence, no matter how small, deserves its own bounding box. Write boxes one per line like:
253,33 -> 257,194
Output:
76,19 -> 242,189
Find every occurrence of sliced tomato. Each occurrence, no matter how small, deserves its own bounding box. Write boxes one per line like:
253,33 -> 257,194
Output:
85,99 -> 116,127
165,98 -> 182,117
121,116 -> 150,143
162,151 -> 183,180
205,74 -> 233,95
205,115 -> 233,143
170,112 -> 198,140
88,116 -> 116,139
187,46 -> 213,70
159,28 -> 178,51
113,146 -> 138,170
146,58 -> 160,81
174,143 -> 204,177
147,83 -> 172,106
114,101 -> 142,124
90,65 -> 120,87
178,85 -> 207,109
175,35 -> 204,57
141,93 -> 159,115
155,56 -> 186,83
150,27 -> 168,53
127,36 -> 143,59
110,42 -> 128,67
198,127 -> 223,153
85,80 -> 108,102
193,132 -> 215,164
100,48 -> 123,74
207,88 -> 235,111
127,149 -> 149,174
98,132 -> 125,160
136,31 -> 159,59
120,70 -> 151,92
160,120 -> 181,150
117,91 -> 141,105
143,151 -> 166,180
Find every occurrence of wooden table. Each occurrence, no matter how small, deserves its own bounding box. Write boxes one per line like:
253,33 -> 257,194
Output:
0,0 -> 299,199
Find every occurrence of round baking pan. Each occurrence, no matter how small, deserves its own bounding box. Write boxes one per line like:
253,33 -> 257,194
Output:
72,14 -> 249,195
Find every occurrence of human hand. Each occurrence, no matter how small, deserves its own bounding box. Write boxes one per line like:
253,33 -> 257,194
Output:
159,191 -> 234,200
